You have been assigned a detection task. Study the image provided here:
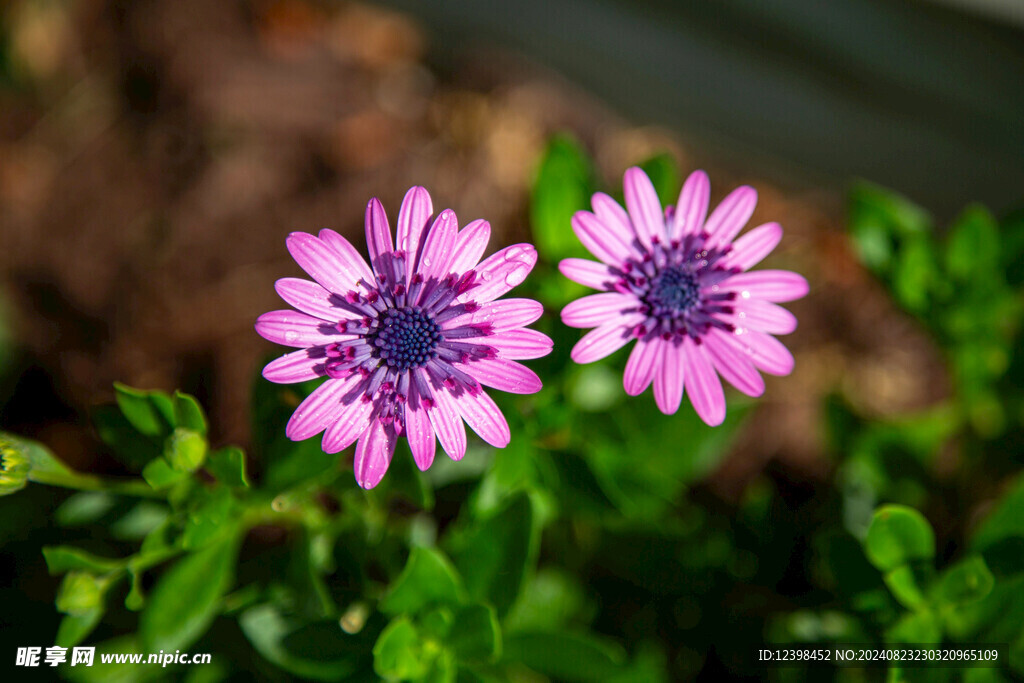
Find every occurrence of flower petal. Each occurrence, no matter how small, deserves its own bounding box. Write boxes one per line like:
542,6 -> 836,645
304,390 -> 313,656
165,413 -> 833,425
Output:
426,386 -> 467,461
318,229 -> 375,287
354,418 -> 396,489
321,394 -> 375,452
704,185 -> 757,249
720,328 -> 795,376
262,349 -> 326,384
417,209 -> 458,281
729,300 -> 798,335
396,186 -> 433,277
572,211 -> 634,267
721,222 -> 782,272
453,389 -> 510,448
671,170 -> 710,238
561,292 -> 634,328
558,258 -> 616,290
286,373 -> 360,440
256,310 -> 348,347
720,270 -> 808,302
705,329 -> 765,397
623,337 -> 660,396
591,192 -> 635,244
683,337 -> 726,426
449,219 -> 491,275
463,244 -> 537,303
653,338 -> 685,414
623,166 -> 666,248
365,198 -> 394,271
570,317 -> 641,364
444,298 -> 543,332
274,278 -> 345,322
285,232 -> 363,295
461,358 -> 542,394
484,329 -> 553,360
404,393 -> 436,471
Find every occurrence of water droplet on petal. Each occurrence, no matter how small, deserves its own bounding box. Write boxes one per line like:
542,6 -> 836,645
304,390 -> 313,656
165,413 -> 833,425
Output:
285,330 -> 299,343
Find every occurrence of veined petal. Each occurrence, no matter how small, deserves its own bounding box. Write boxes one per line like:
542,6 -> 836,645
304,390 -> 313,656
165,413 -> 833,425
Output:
704,185 -> 757,249
729,300 -> 798,335
572,211 -> 633,267
460,358 -> 542,394
354,418 -> 396,489
286,232 -> 364,295
365,198 -> 394,270
453,389 -> 510,448
623,337 -> 660,395
443,298 -> 543,332
396,186 -> 433,277
417,209 -> 458,281
321,394 -> 375,452
427,386 -> 467,461
671,170 -> 710,238
623,166 -> 666,248
591,192 -> 636,246
558,258 -> 615,290
682,337 -> 726,426
404,391 -> 436,471
256,310 -> 350,347
463,244 -> 537,303
653,338 -> 685,414
262,349 -> 326,384
570,317 -> 641,364
561,292 -> 634,328
274,278 -> 345,322
485,329 -> 553,359
720,327 -> 795,376
721,222 -> 782,271
449,219 -> 491,275
286,373 -> 361,440
318,229 -> 375,287
720,270 -> 808,302
705,329 -> 765,397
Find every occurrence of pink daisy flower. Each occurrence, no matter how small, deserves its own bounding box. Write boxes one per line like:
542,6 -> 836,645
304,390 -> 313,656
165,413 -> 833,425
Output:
559,168 -> 808,426
256,187 -> 551,489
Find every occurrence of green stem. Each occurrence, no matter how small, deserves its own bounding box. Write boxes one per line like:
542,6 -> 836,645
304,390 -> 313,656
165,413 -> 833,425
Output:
29,470 -> 164,499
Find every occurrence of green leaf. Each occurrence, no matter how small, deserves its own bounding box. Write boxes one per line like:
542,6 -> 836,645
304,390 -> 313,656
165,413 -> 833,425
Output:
448,493 -> 537,619
56,491 -> 116,527
206,446 -> 249,488
182,488 -> 236,550
373,616 -> 429,680
91,405 -> 162,470
530,134 -> 594,261
637,153 -> 681,206
504,569 -> 591,632
114,383 -> 174,438
142,457 -> 188,489
379,546 -> 466,616
971,474 -> 1024,551
56,607 -> 104,648
165,427 -> 207,472
110,502 -> 169,540
886,610 -> 942,645
43,546 -> 123,575
173,391 -> 208,435
864,505 -> 935,572
503,631 -> 627,681
448,604 -> 501,663
883,564 -> 929,610
938,556 -> 994,605
945,205 -> 1000,282
56,572 -> 106,615
892,235 -> 936,312
139,534 -> 239,652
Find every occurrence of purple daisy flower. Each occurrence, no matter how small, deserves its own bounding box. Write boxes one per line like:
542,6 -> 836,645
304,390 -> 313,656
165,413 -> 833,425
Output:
559,168 -> 808,426
256,187 -> 551,489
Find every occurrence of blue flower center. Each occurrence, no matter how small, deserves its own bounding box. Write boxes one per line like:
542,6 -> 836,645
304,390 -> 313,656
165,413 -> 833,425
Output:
374,307 -> 442,372
646,265 -> 700,314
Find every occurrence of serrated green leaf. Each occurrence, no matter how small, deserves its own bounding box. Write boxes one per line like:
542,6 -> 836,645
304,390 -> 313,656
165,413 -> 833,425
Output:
864,505 -> 935,572
173,391 -> 208,435
379,546 -> 466,616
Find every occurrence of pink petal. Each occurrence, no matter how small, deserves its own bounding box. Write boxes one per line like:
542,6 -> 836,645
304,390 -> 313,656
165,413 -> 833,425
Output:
463,244 -> 537,303
321,395 -> 375,452
671,170 -> 710,238
570,316 -> 642,364
286,373 -> 361,440
444,298 -> 543,332
591,192 -> 636,248
561,292 -> 634,328
461,358 -> 542,394
426,386 -> 467,461
274,278 -> 343,322
719,328 -> 795,376
364,198 -> 394,270
558,258 -> 615,290
623,338 -> 660,395
623,166 -> 666,249
683,337 -> 726,426
449,219 -> 491,275
729,300 -> 798,335
572,211 -> 634,267
262,349 -> 325,384
484,329 -> 553,360
704,330 -> 765,397
318,229 -> 375,287
720,270 -> 808,302
417,209 -> 458,281
256,310 -> 348,347
653,338 -> 685,414
396,186 -> 433,277
354,418 -> 396,489
704,186 -> 757,249
404,396 -> 436,471
721,222 -> 782,272
453,389 -> 510,448
286,232 -> 363,295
